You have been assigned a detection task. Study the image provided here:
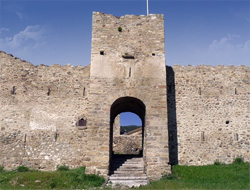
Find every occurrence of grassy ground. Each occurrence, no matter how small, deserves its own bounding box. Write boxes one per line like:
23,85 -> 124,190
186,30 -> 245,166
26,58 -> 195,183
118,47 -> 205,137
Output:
138,161 -> 250,190
0,166 -> 105,189
0,160 -> 249,189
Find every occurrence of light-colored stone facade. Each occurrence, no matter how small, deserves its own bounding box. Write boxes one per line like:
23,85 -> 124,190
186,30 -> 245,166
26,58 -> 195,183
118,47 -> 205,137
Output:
167,65 -> 249,165
86,12 -> 169,179
0,52 -> 90,171
0,12 -> 249,180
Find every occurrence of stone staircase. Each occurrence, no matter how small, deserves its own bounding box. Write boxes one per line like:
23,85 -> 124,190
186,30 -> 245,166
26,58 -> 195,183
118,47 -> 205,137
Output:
108,155 -> 149,187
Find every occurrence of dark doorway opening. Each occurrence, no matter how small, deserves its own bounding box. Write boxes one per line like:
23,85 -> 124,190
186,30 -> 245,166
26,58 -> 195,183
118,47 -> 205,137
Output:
109,97 -> 146,175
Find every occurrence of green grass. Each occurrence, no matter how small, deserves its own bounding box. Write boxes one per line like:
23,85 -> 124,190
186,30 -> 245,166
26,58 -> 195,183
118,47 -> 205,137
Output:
138,161 -> 250,189
0,166 -> 105,189
0,161 -> 249,189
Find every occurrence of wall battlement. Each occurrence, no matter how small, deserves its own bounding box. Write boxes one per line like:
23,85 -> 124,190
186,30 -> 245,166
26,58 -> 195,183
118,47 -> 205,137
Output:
0,12 -> 249,180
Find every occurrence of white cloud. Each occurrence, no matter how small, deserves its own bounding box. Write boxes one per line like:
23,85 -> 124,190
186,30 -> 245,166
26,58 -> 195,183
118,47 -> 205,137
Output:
207,34 -> 250,65
0,27 -> 10,33
209,34 -> 241,51
0,25 -> 46,51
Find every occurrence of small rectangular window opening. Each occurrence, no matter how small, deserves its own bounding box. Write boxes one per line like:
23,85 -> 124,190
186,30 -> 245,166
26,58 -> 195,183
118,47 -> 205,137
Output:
152,53 -> 156,56
122,54 -> 134,59
100,51 -> 104,55
129,67 -> 131,77
77,118 -> 87,126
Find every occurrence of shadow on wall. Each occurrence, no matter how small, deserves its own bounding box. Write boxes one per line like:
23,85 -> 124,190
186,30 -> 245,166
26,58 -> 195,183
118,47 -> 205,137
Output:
166,66 -> 178,165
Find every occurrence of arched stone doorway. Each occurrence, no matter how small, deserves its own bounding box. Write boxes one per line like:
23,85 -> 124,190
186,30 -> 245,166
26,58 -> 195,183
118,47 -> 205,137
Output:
109,97 -> 146,175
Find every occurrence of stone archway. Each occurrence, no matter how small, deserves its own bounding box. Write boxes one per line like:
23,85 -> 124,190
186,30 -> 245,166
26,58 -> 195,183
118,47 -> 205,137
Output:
109,97 -> 146,181
110,96 -> 145,156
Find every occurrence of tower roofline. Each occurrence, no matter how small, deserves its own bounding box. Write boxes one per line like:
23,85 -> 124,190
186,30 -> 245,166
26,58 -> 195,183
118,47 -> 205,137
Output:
92,11 -> 164,19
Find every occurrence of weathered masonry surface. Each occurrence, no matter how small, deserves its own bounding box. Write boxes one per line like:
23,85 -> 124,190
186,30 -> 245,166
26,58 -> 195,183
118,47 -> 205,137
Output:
0,12 -> 249,180
167,65 -> 249,166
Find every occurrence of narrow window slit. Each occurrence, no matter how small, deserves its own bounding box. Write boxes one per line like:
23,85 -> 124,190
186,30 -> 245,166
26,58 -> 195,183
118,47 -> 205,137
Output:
201,131 -> 205,141
23,134 -> 27,143
129,67 -> 131,77
83,87 -> 86,96
11,86 -> 16,95
234,133 -> 238,141
100,51 -> 104,55
54,132 -> 59,142
47,88 -> 51,96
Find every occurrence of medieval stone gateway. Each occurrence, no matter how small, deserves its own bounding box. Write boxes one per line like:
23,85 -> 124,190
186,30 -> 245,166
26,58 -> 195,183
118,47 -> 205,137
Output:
0,12 -> 249,183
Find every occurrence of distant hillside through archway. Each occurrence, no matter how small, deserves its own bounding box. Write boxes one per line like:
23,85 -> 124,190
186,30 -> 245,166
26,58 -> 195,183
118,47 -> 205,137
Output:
120,112 -> 142,135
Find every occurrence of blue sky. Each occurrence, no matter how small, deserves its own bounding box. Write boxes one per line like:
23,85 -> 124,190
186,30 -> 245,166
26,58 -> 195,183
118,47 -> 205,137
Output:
0,0 -> 249,126
120,112 -> 142,126
0,0 -> 249,67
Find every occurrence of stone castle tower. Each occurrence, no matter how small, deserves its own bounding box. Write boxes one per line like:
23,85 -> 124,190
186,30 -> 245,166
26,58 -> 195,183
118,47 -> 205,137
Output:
86,12 -> 170,178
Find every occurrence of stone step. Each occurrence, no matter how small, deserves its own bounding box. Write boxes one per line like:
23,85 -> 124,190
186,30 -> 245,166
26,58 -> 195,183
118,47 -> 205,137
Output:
108,180 -> 148,187
114,170 -> 144,174
112,160 -> 143,164
113,168 -> 144,171
112,169 -> 144,172
108,156 -> 148,187
109,176 -> 148,180
121,165 -> 144,168
115,169 -> 144,173
111,165 -> 143,169
111,173 -> 146,177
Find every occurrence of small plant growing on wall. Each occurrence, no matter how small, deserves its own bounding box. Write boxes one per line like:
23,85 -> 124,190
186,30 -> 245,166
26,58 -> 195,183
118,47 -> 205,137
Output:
214,159 -> 222,165
233,157 -> 244,164
17,166 -> 29,172
57,165 -> 69,171
118,26 -> 122,32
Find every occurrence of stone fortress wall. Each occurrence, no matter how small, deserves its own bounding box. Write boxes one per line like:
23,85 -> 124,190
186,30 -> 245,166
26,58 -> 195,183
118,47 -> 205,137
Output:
0,52 -> 90,170
167,65 -> 249,165
0,12 -> 249,179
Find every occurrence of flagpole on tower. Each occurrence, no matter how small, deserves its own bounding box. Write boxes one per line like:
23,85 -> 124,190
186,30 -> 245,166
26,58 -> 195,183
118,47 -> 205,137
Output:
147,0 -> 149,16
